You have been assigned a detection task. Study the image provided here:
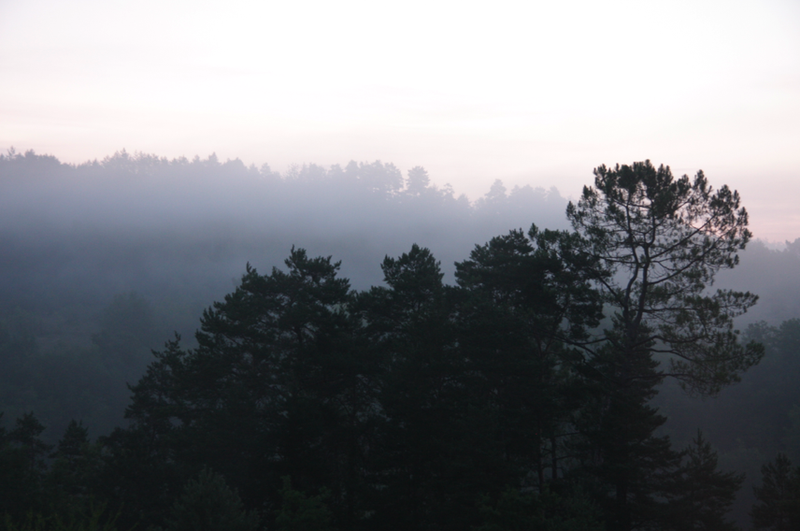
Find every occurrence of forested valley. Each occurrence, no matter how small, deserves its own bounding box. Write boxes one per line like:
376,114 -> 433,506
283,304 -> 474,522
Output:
1,150 -> 799,530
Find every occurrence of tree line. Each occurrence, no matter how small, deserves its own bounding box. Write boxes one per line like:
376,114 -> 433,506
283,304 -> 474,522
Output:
1,159 -> 799,529
2,161 -> 795,530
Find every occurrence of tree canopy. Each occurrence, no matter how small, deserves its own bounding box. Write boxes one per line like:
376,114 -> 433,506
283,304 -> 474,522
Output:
0,160 -> 773,531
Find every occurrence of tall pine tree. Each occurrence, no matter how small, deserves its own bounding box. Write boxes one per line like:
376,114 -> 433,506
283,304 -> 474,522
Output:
566,161 -> 762,530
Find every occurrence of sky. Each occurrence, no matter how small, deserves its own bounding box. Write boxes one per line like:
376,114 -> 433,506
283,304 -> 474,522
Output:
1,0 -> 799,242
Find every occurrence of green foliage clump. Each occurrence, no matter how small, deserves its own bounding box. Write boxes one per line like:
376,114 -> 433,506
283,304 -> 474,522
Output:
274,476 -> 333,531
160,468 -> 259,531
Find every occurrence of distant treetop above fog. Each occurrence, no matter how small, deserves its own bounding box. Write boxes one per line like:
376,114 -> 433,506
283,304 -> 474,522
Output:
0,147 -> 569,229
7,148 -> 794,324
0,148 -> 570,295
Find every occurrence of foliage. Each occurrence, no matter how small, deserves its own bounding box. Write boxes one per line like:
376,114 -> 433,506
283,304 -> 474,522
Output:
274,476 -> 333,531
565,161 -> 761,530
47,420 -> 105,517
0,156 -> 780,530
567,160 -> 763,395
0,413 -> 52,520
356,244 -> 482,529
160,468 -> 259,531
751,454 -> 800,530
1,503 -> 121,531
475,486 -> 602,531
665,431 -> 743,530
118,247 -> 373,527
454,227 -> 602,489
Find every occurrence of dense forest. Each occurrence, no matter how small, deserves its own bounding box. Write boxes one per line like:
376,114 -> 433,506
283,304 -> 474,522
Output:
1,150 -> 799,530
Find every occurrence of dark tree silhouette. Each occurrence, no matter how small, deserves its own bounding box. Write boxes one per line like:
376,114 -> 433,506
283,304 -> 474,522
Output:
566,161 -> 763,530
666,431 -> 743,530
752,454 -> 800,531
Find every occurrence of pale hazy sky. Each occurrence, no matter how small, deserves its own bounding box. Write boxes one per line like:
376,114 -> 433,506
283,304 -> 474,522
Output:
1,0 -> 798,241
